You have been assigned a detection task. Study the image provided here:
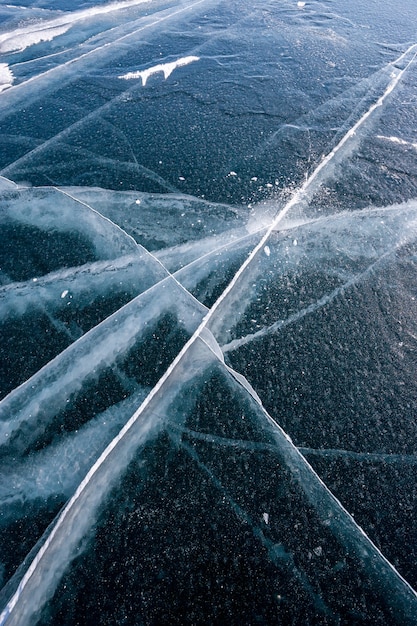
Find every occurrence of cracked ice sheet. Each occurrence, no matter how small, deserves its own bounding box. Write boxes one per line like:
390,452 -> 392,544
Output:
57,186 -> 249,257
0,181 -> 262,398
216,204 -> 417,450
2,337 -> 416,625
0,272 -> 207,593
0,0 -> 182,85
0,186 -> 142,283
0,253 -> 167,398
218,203 -> 417,589
2,0 -> 417,623
301,448 -> 417,589
0,222 -> 261,398
0,1 -> 154,55
208,44 -> 417,458
1,200 -> 416,621
198,46 -> 417,597
0,185 -> 172,397
1,202 -> 414,619
204,41 -> 417,446
1,0 -> 415,205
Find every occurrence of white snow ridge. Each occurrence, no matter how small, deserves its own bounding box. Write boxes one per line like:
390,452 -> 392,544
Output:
119,56 -> 200,86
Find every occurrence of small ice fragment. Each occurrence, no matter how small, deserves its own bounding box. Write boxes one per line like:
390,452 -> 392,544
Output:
264,245 -> 271,257
135,199 -> 141,205
297,1 -> 306,7
293,239 -> 298,246
263,512 -> 269,524
266,183 -> 273,188
32,278 -> 38,282
227,171 -> 237,177
61,290 -> 69,299
251,176 -> 258,182
179,176 -> 185,181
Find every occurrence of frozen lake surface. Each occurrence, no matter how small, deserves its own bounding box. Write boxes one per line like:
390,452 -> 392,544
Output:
0,0 -> 417,623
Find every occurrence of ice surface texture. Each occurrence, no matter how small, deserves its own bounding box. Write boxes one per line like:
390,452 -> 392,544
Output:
1,0 -> 417,624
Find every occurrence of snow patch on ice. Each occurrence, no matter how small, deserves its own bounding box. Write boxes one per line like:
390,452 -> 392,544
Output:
0,25 -> 71,53
0,63 -> 14,93
119,56 -> 200,86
